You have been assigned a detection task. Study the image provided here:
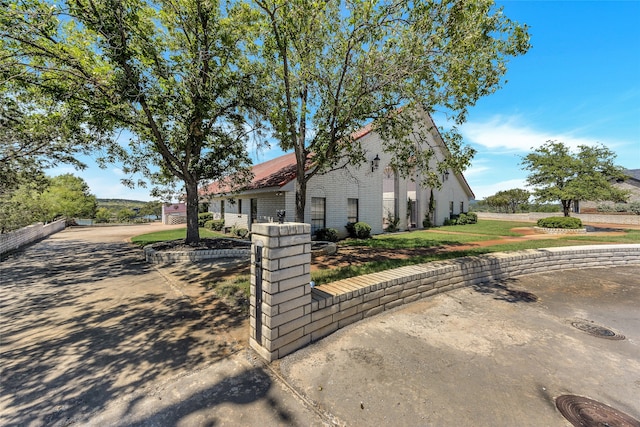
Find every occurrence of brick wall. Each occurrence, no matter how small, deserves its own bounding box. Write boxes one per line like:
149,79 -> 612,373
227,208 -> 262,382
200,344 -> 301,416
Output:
0,219 -> 66,256
249,222 -> 640,361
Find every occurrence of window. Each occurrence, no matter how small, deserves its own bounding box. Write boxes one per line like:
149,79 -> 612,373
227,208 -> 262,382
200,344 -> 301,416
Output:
221,200 -> 225,217
250,198 -> 258,223
238,199 -> 242,214
460,201 -> 464,214
347,198 -> 359,223
449,201 -> 454,217
311,197 -> 326,233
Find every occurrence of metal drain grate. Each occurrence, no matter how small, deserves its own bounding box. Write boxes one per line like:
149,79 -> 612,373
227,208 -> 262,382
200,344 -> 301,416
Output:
556,395 -> 640,427
570,319 -> 625,340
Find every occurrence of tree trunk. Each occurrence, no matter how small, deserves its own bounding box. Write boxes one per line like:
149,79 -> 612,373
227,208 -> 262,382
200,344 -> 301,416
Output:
295,178 -> 306,223
185,179 -> 200,245
561,200 -> 571,217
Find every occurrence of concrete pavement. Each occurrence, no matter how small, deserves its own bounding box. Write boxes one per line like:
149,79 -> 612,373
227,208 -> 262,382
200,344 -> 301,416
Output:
1,224 -> 639,426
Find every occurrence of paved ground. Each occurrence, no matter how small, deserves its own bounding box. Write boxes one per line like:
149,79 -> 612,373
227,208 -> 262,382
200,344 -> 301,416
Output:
1,224 -> 639,426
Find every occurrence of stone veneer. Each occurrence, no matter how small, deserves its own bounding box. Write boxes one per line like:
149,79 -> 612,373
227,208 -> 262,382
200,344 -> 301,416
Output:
250,223 -> 640,362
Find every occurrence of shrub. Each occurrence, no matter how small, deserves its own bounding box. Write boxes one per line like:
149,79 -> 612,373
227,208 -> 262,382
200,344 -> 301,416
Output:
465,212 -> 478,224
198,212 -> 214,227
230,226 -> 249,238
422,214 -> 432,228
385,213 -> 400,232
614,203 -> 628,212
353,222 -> 371,239
204,219 -> 224,231
314,227 -> 339,242
629,202 -> 640,215
537,216 -> 582,229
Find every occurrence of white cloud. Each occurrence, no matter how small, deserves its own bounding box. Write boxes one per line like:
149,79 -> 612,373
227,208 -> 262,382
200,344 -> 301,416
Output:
461,115 -> 605,153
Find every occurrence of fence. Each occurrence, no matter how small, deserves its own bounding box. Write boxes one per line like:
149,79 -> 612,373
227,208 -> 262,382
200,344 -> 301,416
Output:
0,219 -> 67,256
249,222 -> 640,361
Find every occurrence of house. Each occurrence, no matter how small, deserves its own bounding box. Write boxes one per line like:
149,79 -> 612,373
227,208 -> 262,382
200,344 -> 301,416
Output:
577,169 -> 640,213
201,112 -> 475,237
161,203 -> 187,225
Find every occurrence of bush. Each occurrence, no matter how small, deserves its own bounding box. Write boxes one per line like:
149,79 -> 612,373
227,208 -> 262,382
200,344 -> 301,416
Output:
465,212 -> 478,223
442,212 -> 477,226
422,214 -> 432,228
198,212 -> 214,227
537,216 -> 582,229
314,227 -> 339,242
614,203 -> 628,212
230,225 -> 249,238
629,202 -> 640,215
204,219 -> 224,231
353,222 -> 371,239
385,213 -> 400,232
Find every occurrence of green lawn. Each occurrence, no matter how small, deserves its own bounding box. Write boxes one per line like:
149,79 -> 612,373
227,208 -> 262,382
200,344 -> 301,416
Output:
130,227 -> 226,246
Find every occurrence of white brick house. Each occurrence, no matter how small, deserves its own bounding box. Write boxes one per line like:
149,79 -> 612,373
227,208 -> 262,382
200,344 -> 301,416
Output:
201,113 -> 475,237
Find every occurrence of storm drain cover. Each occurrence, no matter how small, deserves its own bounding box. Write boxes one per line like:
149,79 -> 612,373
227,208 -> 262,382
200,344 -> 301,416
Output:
556,395 -> 640,427
570,319 -> 625,340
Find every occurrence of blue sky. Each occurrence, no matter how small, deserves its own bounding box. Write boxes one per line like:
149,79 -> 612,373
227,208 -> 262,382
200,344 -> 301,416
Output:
49,0 -> 640,201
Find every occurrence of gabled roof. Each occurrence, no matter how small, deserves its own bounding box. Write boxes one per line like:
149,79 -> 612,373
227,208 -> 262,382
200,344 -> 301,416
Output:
202,124 -> 375,196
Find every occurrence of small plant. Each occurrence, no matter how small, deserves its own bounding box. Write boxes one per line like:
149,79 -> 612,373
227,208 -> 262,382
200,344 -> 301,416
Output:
314,227 -> 339,242
629,202 -> 640,215
422,213 -> 432,229
229,225 -> 249,238
204,219 -> 224,231
537,216 -> 582,229
385,212 -> 400,232
198,212 -> 214,227
353,222 -> 371,239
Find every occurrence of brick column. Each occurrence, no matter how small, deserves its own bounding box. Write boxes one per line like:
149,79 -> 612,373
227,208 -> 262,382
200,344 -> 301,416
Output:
250,223 -> 312,361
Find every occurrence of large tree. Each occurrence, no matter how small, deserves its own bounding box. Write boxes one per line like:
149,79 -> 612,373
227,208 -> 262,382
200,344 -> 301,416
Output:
485,188 -> 529,213
1,0 -> 260,244
250,0 -> 530,221
521,141 -> 628,217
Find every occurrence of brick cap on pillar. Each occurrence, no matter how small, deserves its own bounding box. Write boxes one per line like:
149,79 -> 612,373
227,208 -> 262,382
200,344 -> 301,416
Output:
251,223 -> 311,236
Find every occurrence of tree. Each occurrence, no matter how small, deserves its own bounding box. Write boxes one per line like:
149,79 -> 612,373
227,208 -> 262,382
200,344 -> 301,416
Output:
94,207 -> 112,223
250,0 -> 530,221
138,201 -> 162,220
521,141 -> 628,217
486,188 -> 529,213
40,174 -> 97,221
1,0 -> 260,244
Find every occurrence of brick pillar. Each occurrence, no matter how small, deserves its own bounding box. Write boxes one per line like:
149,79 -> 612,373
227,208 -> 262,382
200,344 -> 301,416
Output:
250,223 -> 312,361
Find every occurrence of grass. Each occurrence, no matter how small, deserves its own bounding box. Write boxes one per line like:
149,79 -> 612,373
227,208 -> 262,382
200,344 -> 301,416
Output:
131,220 -> 640,293
130,227 -> 226,246
310,222 -> 640,285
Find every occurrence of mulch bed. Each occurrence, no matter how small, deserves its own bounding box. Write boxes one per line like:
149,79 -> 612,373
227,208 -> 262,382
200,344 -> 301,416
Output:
149,238 -> 251,252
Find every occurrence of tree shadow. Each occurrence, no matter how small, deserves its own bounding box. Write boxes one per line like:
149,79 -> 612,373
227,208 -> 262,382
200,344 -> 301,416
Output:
472,279 -> 539,303
0,237 -> 247,426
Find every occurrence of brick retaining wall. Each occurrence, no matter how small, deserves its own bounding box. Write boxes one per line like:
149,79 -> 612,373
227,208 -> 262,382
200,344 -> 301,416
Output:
144,247 -> 250,264
0,219 -> 66,256
249,223 -> 640,361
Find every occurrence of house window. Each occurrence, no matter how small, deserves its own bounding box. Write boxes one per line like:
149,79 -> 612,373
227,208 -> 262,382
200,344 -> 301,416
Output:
460,201 -> 464,213
449,201 -> 454,217
251,198 -> 258,223
221,200 -> 225,217
238,199 -> 242,214
311,197 -> 326,233
347,198 -> 359,223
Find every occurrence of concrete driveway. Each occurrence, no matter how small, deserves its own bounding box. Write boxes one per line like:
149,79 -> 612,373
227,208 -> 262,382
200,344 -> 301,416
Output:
0,224 -> 322,426
1,224 -> 639,426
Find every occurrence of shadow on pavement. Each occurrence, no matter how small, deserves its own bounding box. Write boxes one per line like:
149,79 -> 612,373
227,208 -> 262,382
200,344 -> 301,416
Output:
0,237 -> 246,426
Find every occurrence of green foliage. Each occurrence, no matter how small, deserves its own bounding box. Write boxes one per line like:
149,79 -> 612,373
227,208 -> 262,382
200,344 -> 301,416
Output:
40,174 -> 97,221
385,213 -> 401,232
198,213 -> 214,227
522,141 -> 628,217
630,202 -> 640,215
314,228 -> 339,242
484,188 -> 530,213
204,219 -> 225,231
346,221 -> 372,239
422,214 -> 432,229
443,212 -> 477,226
230,226 -> 249,239
2,0 -> 260,244
249,0 -> 529,221
94,208 -> 112,224
117,209 -> 137,223
537,217 -> 583,229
